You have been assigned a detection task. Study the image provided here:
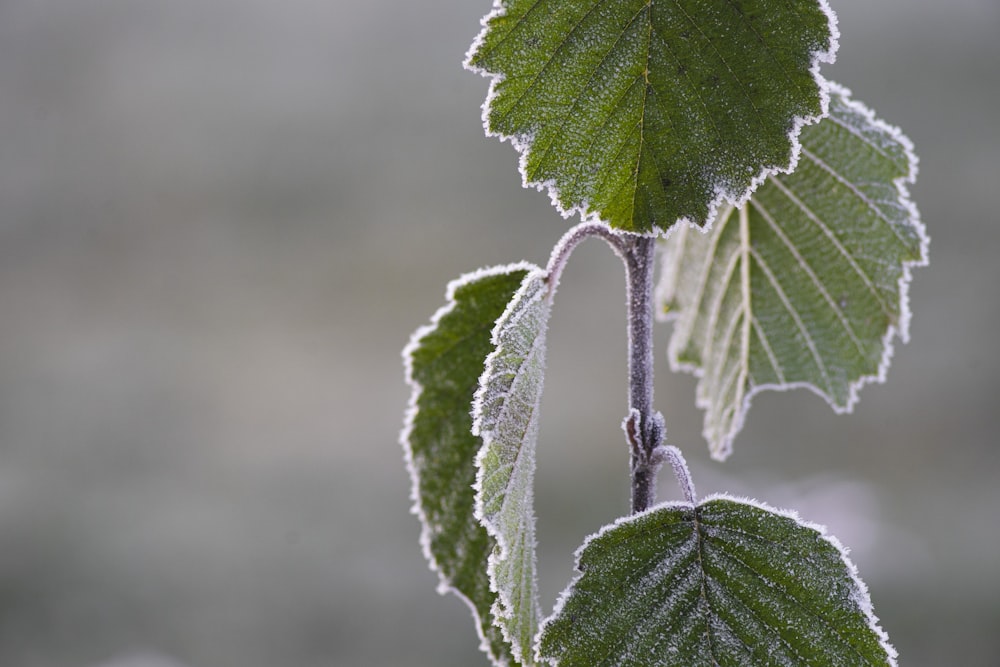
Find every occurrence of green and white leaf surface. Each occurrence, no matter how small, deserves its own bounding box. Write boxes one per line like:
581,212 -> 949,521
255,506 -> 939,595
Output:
473,269 -> 553,665
658,84 -> 928,459
538,495 -> 896,666
467,0 -> 838,234
402,264 -> 540,666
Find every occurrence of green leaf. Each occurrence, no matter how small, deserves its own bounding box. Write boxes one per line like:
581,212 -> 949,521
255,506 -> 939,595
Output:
537,495 -> 896,666
473,269 -> 553,665
466,0 -> 838,234
402,263 -> 540,666
658,84 -> 928,459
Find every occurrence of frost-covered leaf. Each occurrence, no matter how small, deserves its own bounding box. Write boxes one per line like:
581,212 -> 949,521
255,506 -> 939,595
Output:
658,84 -> 928,459
473,269 -> 552,665
402,264 -> 541,666
467,0 -> 838,234
538,495 -> 896,666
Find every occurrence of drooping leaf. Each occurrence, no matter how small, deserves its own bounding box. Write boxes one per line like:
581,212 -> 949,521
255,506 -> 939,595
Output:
402,263 -> 541,666
538,495 -> 896,666
658,84 -> 928,459
466,0 -> 838,234
473,269 -> 553,665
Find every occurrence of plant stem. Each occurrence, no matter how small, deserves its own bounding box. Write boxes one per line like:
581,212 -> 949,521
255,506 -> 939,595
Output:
546,224 -> 691,512
623,234 -> 661,513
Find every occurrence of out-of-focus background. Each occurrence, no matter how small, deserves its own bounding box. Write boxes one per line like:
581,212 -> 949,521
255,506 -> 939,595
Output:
0,1 -> 997,665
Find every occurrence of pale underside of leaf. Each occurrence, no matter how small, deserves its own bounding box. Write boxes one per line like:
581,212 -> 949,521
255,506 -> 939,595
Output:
473,269 -> 553,666
537,494 -> 896,666
658,83 -> 928,459
467,0 -> 839,234
402,263 -> 541,667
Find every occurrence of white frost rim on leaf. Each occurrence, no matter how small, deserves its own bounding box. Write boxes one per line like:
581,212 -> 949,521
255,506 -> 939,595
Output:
538,492 -> 897,666
656,82 -> 928,460
400,261 -> 538,666
465,0 -> 840,235
470,266 -> 550,665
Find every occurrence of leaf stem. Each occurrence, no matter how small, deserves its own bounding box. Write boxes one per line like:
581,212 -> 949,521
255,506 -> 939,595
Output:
544,222 -> 628,299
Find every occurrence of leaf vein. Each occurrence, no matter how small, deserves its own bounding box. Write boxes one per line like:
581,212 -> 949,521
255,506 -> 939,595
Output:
748,248 -> 835,396
769,165 -> 895,314
491,0 -> 612,133
707,543 -> 876,664
750,314 -> 785,384
664,0 -> 767,134
531,1 -> 652,182
750,197 -> 868,360
798,148 -> 913,251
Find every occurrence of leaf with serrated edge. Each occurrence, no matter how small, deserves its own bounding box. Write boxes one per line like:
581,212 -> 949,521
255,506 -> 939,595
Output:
473,268 -> 553,665
466,0 -> 838,234
402,263 -> 541,666
658,84 -> 928,459
537,494 -> 896,666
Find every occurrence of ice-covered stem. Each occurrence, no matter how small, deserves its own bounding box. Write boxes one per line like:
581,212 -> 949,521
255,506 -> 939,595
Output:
622,234 -> 663,513
546,226 -> 690,513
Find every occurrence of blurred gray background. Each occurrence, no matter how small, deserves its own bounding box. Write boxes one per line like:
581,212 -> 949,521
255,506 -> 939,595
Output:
0,1 -> 997,665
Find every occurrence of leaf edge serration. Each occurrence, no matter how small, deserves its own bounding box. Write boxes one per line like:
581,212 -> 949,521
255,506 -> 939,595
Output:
465,0 -> 842,236
656,82 -> 929,461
